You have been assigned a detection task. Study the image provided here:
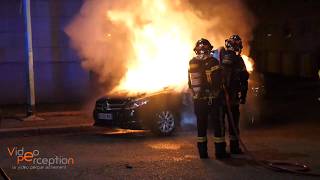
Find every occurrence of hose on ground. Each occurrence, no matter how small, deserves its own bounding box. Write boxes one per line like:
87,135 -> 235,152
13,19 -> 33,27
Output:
0,168 -> 11,180
223,87 -> 320,177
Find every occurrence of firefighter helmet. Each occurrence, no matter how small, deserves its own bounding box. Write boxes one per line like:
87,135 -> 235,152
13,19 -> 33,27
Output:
225,35 -> 243,53
194,38 -> 213,55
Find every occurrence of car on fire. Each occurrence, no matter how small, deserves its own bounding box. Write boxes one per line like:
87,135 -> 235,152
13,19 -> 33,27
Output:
93,89 -> 182,136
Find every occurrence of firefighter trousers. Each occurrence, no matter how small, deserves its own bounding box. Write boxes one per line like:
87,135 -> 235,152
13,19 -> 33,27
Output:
193,98 -> 214,158
193,99 -> 213,139
212,104 -> 240,142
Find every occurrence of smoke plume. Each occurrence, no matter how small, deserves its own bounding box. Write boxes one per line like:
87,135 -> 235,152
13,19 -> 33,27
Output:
66,0 -> 255,94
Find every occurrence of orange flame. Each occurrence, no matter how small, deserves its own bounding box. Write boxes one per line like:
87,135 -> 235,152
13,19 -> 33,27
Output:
104,0 -> 254,95
241,55 -> 254,73
108,0 -> 199,95
65,0 -> 256,96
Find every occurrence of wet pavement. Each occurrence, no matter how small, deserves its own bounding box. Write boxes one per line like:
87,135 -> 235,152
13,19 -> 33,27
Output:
1,120 -> 320,180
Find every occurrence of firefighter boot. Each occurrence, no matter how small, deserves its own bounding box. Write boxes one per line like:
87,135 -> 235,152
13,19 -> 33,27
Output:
230,140 -> 243,154
214,142 -> 230,159
197,142 -> 209,159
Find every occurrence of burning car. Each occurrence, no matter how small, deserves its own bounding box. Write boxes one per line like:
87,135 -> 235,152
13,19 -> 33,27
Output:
93,89 -> 182,136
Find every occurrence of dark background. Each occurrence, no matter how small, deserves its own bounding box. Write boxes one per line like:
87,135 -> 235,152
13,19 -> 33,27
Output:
247,0 -> 320,77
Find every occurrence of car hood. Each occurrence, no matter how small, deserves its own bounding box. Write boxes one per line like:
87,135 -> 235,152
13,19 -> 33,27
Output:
97,88 -> 175,103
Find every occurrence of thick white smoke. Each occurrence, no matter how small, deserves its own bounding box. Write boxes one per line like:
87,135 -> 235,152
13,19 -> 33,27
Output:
66,0 -> 255,90
65,0 -> 255,126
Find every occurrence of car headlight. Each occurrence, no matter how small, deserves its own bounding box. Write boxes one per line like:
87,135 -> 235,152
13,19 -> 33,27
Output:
127,99 -> 149,109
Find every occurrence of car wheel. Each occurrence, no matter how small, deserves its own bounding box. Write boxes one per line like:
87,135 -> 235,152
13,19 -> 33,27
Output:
151,110 -> 176,136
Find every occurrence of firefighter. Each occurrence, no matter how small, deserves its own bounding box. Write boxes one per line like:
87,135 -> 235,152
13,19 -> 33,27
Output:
218,34 -> 249,154
188,38 -> 225,159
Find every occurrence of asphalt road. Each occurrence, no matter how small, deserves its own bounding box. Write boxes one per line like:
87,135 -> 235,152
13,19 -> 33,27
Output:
1,121 -> 320,180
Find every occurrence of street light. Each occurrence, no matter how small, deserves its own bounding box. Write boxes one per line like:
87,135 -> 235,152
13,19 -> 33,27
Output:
23,0 -> 43,121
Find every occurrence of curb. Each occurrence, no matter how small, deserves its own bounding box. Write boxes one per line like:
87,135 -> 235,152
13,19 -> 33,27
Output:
36,111 -> 88,117
2,111 -> 88,119
0,124 -> 98,138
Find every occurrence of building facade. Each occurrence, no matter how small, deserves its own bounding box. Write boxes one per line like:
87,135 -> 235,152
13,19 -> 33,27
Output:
248,0 -> 320,78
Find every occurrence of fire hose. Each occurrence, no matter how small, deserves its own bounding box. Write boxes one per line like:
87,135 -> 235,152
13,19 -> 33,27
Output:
223,86 -> 320,177
0,168 -> 11,180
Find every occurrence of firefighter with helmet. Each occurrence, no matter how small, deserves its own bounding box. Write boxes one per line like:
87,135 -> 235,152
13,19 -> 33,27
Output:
213,34 -> 249,155
188,38 -> 228,159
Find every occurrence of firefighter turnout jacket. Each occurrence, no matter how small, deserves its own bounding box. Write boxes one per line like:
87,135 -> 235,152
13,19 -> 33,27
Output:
219,48 -> 249,104
188,54 -> 222,100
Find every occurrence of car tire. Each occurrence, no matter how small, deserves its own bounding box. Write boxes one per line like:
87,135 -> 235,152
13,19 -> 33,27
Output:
150,109 -> 177,136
